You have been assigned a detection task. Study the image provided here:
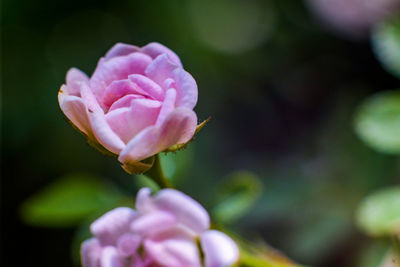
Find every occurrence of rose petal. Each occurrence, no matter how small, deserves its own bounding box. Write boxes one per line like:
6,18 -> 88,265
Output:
90,207 -> 137,246
152,189 -> 210,235
89,111 -> 126,154
101,246 -> 124,267
201,230 -> 239,267
103,79 -> 151,109
118,126 -> 160,163
144,228 -> 201,267
141,42 -> 183,67
108,94 -> 145,112
155,88 -> 176,126
80,82 -> 102,112
163,78 -> 175,90
131,211 -> 176,236
90,52 -> 152,101
135,187 -> 152,212
173,68 -> 198,109
129,74 -> 164,101
104,43 -> 140,60
58,89 -> 94,138
106,99 -> 161,143
66,68 -> 89,96
158,107 -> 197,146
129,254 -> 147,267
81,238 -> 102,267
145,54 -> 180,86
118,108 -> 197,162
117,233 -> 141,257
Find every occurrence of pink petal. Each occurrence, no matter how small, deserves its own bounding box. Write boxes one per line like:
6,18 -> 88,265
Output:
100,246 -> 124,267
118,126 -> 160,163
153,189 -> 210,235
145,54 -> 180,86
117,233 -> 141,257
163,78 -> 175,90
66,68 -> 89,96
80,82 -> 102,112
135,188 -> 152,212
144,228 -> 201,267
102,79 -> 151,109
129,254 -> 147,267
201,230 -> 239,267
89,111 -> 126,154
141,42 -> 183,67
158,107 -> 197,146
90,52 -> 152,101
131,211 -> 176,236
81,238 -> 102,267
118,108 -> 197,162
104,43 -> 140,60
108,94 -> 145,112
90,207 -> 137,246
172,68 -> 198,109
58,90 -> 94,138
155,88 -> 176,126
129,74 -> 164,101
106,99 -> 161,143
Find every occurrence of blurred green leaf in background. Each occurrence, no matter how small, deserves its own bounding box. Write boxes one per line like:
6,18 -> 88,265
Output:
372,16 -> 400,79
213,171 -> 263,224
20,173 -> 126,227
356,186 -> 400,237
354,90 -> 400,154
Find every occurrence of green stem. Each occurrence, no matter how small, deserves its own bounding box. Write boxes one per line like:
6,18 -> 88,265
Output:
144,154 -> 173,189
393,235 -> 400,261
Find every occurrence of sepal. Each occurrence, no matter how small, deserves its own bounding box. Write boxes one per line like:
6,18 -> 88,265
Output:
121,156 -> 155,174
165,117 -> 210,152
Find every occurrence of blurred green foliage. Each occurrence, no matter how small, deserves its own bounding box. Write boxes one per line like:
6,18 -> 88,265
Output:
356,187 -> 400,237
213,171 -> 263,224
372,16 -> 400,79
354,90 -> 400,154
20,174 -> 126,227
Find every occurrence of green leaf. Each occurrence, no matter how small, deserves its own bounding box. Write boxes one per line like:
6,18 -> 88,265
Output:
20,173 -> 124,227
213,171 -> 263,224
356,186 -> 400,237
372,16 -> 400,79
354,90 -> 400,154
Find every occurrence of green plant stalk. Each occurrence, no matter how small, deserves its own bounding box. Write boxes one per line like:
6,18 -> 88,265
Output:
393,235 -> 400,261
144,154 -> 173,189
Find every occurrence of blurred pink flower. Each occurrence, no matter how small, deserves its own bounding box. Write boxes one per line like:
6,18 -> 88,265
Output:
58,43 -> 198,169
306,0 -> 400,38
81,188 -> 239,267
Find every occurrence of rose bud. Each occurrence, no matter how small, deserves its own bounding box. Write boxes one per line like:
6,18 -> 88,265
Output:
58,43 -> 203,173
81,188 -> 240,267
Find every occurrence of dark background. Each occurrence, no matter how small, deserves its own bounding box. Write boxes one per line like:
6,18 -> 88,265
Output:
2,0 -> 400,266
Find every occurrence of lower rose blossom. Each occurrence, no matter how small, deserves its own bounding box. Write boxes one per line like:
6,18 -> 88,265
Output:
81,188 -> 239,267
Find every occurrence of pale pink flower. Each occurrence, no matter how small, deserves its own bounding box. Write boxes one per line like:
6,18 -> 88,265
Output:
81,188 -> 239,267
306,0 -> 400,38
58,43 -> 198,171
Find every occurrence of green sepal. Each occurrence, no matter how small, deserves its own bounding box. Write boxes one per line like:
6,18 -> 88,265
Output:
121,156 -> 155,174
165,117 -> 211,152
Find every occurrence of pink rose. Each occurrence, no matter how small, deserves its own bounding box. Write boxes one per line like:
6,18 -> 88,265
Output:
58,43 -> 198,172
81,188 -> 239,267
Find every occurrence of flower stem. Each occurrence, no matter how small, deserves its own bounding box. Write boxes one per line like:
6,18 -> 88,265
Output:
393,235 -> 400,261
144,154 -> 173,189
